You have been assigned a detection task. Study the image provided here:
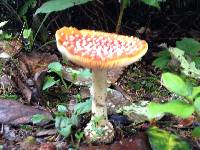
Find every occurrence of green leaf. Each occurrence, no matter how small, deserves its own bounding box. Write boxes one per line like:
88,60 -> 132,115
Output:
158,50 -> 171,57
148,126 -> 190,150
55,116 -> 72,137
169,48 -> 200,79
193,56 -> 200,69
194,97 -> 200,113
35,0 -> 92,15
31,114 -> 49,124
78,69 -> 92,78
19,0 -> 37,16
48,62 -> 62,77
141,0 -> 160,8
57,105 -> 68,113
188,86 -> 200,100
192,127 -> 200,137
147,100 -> 195,119
74,99 -> 92,115
75,131 -> 84,140
176,38 -> 200,56
23,29 -> 33,39
162,72 -> 192,97
70,114 -> 79,126
42,76 -> 60,90
152,56 -> 170,70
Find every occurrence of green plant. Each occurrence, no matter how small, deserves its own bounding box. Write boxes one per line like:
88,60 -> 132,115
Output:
55,99 -> 91,137
35,0 -> 92,15
150,38 -> 200,145
191,127 -> 200,137
42,62 -> 92,90
23,28 -> 34,50
0,93 -> 18,100
42,61 -> 68,90
147,72 -> 200,138
31,99 -> 91,138
153,38 -> 200,73
34,0 -> 92,48
148,126 -> 190,150
0,21 -> 12,40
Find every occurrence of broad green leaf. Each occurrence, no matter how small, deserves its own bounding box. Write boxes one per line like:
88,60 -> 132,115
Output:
31,114 -> 49,124
169,48 -> 200,79
194,97 -> 200,113
48,62 -> 62,77
141,0 -> 160,8
147,100 -> 195,119
148,126 -> 190,150
70,114 -> 79,126
176,38 -> 200,56
35,0 -> 92,15
57,105 -> 68,113
42,76 -> 60,90
188,86 -> 200,100
78,69 -> 92,78
23,29 -> 32,39
157,50 -> 171,57
192,127 -> 200,137
162,72 -> 192,97
152,56 -> 170,70
55,116 -> 72,137
74,99 -> 92,115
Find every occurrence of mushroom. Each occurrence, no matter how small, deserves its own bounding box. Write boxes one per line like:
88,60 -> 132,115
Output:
55,27 -> 148,143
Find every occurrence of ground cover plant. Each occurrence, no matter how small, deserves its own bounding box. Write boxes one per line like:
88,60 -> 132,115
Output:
0,0 -> 200,149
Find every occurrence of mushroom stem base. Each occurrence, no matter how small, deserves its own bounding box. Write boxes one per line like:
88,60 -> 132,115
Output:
84,121 -> 115,143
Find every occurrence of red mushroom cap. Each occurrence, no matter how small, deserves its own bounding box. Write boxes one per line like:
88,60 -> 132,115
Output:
56,27 -> 148,69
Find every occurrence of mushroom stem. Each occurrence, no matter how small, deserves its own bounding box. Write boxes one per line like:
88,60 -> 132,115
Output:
91,69 -> 108,122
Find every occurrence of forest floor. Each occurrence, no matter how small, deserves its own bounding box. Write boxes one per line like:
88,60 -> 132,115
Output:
0,0 -> 200,149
